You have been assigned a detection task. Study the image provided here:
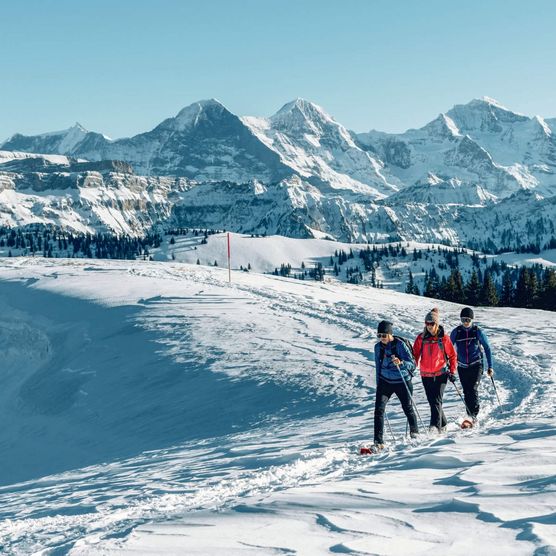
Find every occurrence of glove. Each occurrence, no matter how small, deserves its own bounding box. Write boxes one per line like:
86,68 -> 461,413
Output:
448,373 -> 457,383
487,368 -> 494,377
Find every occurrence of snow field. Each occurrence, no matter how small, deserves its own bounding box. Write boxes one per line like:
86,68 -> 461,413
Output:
0,257 -> 553,554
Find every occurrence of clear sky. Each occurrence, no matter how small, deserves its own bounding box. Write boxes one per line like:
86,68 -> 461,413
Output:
1,0 -> 555,141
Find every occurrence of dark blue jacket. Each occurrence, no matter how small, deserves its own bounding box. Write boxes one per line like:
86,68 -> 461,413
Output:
450,325 -> 493,368
374,338 -> 415,383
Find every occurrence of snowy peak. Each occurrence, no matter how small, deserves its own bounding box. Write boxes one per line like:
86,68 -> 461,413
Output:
70,122 -> 88,133
2,122 -> 92,155
172,99 -> 230,130
3,96 -> 556,201
245,99 -> 395,196
447,97 -> 529,133
478,96 -> 511,110
272,98 -> 332,122
270,98 -> 337,137
57,122 -> 90,152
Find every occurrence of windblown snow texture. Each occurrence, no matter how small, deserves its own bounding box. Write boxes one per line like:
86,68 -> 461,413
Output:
0,258 -> 554,555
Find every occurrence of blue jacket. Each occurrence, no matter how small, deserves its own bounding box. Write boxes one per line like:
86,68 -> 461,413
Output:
450,325 -> 493,368
374,338 -> 415,383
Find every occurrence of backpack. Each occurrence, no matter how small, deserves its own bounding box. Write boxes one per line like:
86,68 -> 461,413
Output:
454,324 -> 484,363
455,324 -> 480,345
379,336 -> 416,375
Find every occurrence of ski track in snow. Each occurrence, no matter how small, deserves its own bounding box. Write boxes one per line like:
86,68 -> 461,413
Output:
0,258 -> 554,555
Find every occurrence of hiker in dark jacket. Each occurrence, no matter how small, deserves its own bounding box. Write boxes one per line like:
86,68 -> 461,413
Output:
413,308 -> 457,432
373,320 -> 419,449
450,307 -> 493,421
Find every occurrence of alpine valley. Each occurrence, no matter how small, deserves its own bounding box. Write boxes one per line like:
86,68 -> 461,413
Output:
1,96 -> 555,252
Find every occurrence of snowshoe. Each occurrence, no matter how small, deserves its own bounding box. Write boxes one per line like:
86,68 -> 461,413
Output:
360,443 -> 384,455
461,418 -> 474,429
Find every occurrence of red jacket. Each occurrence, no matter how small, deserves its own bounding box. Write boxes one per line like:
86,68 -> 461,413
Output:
413,326 -> 457,377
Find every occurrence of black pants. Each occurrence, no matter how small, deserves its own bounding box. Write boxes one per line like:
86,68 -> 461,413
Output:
422,374 -> 448,430
458,362 -> 482,417
374,378 -> 418,444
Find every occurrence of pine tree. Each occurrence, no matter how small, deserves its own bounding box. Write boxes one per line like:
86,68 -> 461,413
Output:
528,270 -> 539,308
424,266 -> 440,298
480,272 -> 499,306
540,269 -> 556,311
406,270 -> 416,294
500,269 -> 513,306
445,269 -> 465,303
514,267 -> 530,308
465,270 -> 481,306
453,269 -> 465,303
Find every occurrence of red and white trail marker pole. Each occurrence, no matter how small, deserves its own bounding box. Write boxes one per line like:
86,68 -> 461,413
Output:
227,232 -> 231,284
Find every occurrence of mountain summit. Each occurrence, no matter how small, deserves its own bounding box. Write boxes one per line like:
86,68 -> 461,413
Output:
2,96 -> 556,200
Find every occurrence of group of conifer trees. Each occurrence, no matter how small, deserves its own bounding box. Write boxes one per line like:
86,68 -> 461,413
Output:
0,226 -> 161,260
418,265 -> 556,311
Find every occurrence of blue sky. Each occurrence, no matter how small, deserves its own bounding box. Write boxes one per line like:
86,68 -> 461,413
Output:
1,0 -> 555,140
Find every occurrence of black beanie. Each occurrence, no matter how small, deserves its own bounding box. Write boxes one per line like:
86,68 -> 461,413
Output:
460,307 -> 474,319
377,320 -> 393,334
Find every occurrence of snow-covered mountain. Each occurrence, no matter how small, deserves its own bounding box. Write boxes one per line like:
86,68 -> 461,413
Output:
0,153 -> 379,239
357,97 -> 556,198
3,100 -> 293,185
3,99 -> 396,198
2,97 -> 556,249
2,123 -> 94,155
1,149 -> 554,249
242,98 -> 396,197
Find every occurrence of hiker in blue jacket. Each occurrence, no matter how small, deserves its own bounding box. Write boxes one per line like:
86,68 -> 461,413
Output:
450,307 -> 494,421
373,320 -> 419,448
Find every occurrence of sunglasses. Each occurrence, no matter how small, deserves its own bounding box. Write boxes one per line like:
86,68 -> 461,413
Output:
377,333 -> 389,339
461,318 -> 472,323
425,322 -> 436,326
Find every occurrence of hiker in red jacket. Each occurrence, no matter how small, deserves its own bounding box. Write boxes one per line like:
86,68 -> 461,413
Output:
413,308 -> 457,432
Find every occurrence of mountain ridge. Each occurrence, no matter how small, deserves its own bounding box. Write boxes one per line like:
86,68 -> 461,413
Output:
1,97 -> 555,250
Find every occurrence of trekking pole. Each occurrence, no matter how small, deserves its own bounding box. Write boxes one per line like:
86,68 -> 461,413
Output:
394,362 -> 427,431
451,379 -> 473,416
385,412 -> 396,443
490,375 -> 501,405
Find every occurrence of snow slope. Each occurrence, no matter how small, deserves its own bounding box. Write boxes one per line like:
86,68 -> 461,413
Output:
0,259 -> 554,555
